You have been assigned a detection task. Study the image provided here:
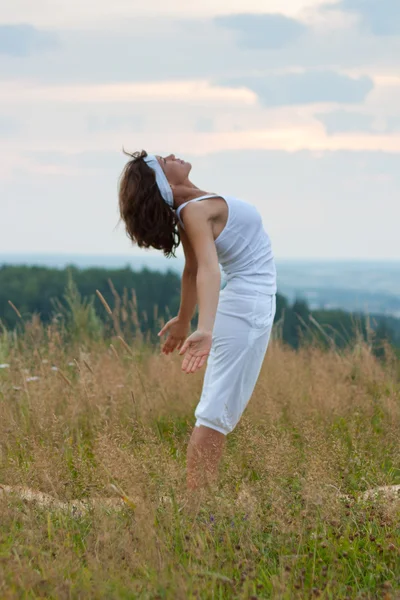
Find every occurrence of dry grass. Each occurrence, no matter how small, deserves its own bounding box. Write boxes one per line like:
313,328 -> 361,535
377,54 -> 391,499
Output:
0,319 -> 400,599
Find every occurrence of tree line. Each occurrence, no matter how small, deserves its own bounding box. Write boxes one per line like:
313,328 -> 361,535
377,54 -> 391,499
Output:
0,264 -> 399,355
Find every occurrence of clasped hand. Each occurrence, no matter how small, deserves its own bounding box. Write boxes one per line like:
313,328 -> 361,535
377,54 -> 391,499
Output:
158,317 -> 212,374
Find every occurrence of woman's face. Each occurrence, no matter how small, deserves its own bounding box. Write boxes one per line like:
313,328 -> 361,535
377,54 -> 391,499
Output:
157,154 -> 192,185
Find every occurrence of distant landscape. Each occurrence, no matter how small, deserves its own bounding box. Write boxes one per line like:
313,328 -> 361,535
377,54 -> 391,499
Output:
1,257 -> 399,354
2,253 -> 399,317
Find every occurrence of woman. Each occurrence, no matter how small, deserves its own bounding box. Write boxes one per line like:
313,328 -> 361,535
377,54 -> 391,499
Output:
118,150 -> 277,491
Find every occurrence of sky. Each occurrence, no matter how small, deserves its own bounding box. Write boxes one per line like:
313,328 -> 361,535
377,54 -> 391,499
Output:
1,0 -> 400,261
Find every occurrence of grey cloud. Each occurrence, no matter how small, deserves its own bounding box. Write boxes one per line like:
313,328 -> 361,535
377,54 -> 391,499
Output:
215,13 -> 307,49
0,24 -> 58,56
0,117 -> 19,136
217,71 -> 374,107
316,110 -> 375,134
0,17 -> 399,86
335,0 -> 400,36
316,110 -> 400,135
386,116 -> 400,132
194,117 -> 215,133
0,20 -> 227,83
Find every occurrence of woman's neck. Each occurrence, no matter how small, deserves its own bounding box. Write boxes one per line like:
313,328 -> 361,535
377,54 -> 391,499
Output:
173,180 -> 213,207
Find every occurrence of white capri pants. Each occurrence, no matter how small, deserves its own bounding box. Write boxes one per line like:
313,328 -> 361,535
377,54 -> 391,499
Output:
195,287 -> 276,435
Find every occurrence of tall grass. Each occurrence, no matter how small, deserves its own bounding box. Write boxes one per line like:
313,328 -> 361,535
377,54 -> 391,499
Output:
0,284 -> 399,599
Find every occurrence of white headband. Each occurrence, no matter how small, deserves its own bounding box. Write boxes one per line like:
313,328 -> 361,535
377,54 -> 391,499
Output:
144,155 -> 174,208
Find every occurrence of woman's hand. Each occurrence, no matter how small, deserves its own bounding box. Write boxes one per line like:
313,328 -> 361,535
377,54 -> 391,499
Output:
179,329 -> 212,374
158,317 -> 190,355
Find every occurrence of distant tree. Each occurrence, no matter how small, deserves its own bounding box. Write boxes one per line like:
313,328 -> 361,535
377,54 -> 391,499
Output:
0,266 -> 399,354
282,298 -> 310,349
373,319 -> 395,359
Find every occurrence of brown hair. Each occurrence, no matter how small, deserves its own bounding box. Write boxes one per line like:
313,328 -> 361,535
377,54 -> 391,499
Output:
118,150 -> 181,258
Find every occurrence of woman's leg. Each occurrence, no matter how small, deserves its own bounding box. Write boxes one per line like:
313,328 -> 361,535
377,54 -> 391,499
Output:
187,425 -> 226,490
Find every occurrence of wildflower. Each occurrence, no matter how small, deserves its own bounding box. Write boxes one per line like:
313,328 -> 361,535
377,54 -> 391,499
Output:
51,366 -> 59,372
26,376 -> 40,382
0,364 -> 10,369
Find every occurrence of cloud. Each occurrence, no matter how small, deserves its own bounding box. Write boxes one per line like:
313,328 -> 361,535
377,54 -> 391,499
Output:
387,116 -> 400,132
86,114 -> 145,133
0,24 -> 58,56
316,110 -> 400,135
28,150 -> 122,170
0,16 -> 400,86
334,0 -> 400,36
0,117 -> 19,136
215,13 -> 307,48
316,109 -> 375,134
4,88 -> 400,168
0,0 -> 327,28
217,71 -> 374,106
194,117 -> 215,133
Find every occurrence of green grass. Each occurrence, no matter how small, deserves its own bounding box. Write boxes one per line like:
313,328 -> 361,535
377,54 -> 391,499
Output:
0,327 -> 399,598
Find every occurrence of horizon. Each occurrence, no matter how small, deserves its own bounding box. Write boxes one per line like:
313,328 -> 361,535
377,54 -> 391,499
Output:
1,252 -> 400,265
2,251 -> 400,317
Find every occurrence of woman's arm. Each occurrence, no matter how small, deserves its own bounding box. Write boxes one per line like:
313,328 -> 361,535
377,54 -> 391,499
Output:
158,226 -> 199,355
161,204 -> 220,373
178,269 -> 197,323
179,203 -> 221,335
177,226 -> 198,324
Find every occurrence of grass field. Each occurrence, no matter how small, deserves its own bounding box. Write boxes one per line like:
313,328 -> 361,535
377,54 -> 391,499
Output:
1,312 -> 400,599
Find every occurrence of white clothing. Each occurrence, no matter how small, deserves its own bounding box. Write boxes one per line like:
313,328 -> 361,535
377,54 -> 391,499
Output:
144,155 -> 174,207
195,290 -> 276,434
176,194 -> 277,296
176,194 -> 277,435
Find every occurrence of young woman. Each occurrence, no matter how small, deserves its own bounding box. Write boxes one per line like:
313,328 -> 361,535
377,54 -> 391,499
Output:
118,150 -> 277,490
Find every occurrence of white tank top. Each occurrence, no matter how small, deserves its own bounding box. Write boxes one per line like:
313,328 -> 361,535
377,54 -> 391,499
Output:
176,194 -> 277,296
